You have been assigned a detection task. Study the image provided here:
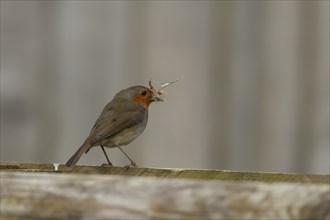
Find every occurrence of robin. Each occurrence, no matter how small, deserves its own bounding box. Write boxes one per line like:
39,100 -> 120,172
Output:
65,85 -> 163,167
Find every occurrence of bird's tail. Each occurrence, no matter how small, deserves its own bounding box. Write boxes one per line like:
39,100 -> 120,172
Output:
65,142 -> 91,167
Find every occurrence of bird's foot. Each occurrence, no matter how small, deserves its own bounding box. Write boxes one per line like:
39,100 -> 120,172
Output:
124,162 -> 138,170
101,163 -> 113,168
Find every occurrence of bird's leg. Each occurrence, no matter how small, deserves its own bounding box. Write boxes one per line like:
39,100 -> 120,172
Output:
101,145 -> 113,166
117,146 -> 138,167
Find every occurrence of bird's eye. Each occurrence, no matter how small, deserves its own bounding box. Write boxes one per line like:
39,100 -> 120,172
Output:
140,90 -> 147,96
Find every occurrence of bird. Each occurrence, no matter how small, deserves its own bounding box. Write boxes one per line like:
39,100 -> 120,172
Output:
65,85 -> 163,167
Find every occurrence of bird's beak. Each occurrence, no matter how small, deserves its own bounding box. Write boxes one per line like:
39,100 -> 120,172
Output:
152,96 -> 163,102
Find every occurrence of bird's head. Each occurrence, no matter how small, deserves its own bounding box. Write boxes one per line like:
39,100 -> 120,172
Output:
117,86 -> 163,107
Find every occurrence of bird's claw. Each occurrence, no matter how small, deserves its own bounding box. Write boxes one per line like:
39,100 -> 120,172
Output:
101,163 -> 113,168
124,162 -> 138,170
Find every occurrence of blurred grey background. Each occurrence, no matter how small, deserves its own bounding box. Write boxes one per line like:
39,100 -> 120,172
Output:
1,1 -> 329,173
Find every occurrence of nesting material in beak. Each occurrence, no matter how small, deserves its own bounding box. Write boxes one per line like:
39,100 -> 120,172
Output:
149,77 -> 182,101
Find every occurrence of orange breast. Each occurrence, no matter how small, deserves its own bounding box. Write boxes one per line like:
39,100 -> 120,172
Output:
132,96 -> 152,107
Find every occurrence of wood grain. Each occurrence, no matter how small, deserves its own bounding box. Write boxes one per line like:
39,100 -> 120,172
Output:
1,171 -> 329,220
1,161 -> 329,183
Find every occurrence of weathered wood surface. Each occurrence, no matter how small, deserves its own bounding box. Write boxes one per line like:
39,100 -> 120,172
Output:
1,171 -> 329,220
1,161 -> 329,183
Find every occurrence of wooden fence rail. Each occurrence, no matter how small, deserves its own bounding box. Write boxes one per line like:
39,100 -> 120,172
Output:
1,161 -> 328,183
1,162 -> 329,219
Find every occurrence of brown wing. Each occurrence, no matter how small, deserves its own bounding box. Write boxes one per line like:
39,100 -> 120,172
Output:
89,99 -> 146,145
